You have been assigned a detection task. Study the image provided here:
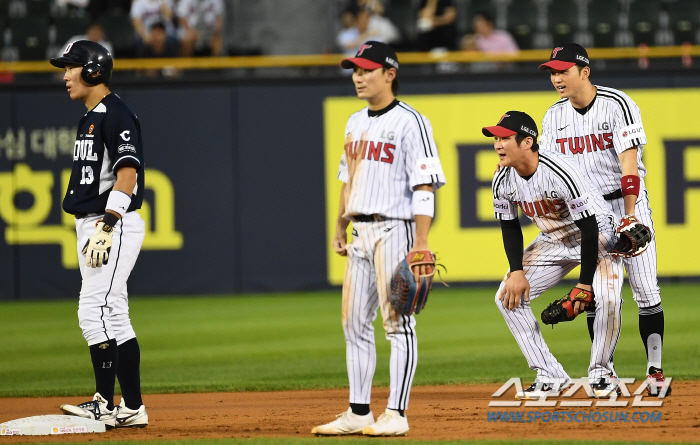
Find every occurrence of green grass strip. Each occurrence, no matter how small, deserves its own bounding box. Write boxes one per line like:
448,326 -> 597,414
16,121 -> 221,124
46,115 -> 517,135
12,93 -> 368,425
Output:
1,283 -> 698,397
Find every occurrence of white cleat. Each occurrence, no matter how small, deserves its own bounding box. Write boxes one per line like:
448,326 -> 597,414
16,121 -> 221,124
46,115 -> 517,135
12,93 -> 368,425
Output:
362,409 -> 409,436
311,408 -> 374,435
592,377 -> 622,398
59,393 -> 117,430
115,398 -> 148,428
515,379 -> 570,400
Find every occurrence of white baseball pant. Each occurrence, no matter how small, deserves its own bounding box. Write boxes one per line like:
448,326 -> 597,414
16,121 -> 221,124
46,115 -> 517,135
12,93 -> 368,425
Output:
76,212 -> 145,347
495,228 -> 624,383
342,218 -> 417,411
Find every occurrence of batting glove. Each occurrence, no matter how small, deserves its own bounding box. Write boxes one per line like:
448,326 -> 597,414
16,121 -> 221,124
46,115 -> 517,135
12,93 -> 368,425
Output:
82,221 -> 114,268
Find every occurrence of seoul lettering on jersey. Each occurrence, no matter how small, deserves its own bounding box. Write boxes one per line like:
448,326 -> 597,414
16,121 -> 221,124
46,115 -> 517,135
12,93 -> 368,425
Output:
63,94 -> 145,216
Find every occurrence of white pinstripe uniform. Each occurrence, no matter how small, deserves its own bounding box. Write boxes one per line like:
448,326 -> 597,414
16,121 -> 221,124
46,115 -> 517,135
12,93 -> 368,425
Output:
337,100 -> 446,411
540,86 -> 661,310
492,150 -> 623,383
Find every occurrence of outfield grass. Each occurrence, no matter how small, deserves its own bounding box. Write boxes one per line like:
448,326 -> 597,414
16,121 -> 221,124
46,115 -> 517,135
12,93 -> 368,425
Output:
0,283 -> 698,397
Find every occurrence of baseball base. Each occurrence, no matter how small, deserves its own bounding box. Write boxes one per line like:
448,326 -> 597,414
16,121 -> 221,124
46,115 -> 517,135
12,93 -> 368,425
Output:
0,415 -> 105,435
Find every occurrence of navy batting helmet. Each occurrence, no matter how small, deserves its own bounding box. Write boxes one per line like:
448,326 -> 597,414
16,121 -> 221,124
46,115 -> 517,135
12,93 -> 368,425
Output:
50,40 -> 113,85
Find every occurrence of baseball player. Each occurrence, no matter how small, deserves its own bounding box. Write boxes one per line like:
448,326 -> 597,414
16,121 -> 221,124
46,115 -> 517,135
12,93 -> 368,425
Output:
49,41 -> 148,428
486,111 -> 624,399
312,41 -> 445,436
538,43 -> 669,395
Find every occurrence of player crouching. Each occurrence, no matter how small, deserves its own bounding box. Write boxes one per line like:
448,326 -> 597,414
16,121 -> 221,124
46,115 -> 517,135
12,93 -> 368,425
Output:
485,111 -> 625,399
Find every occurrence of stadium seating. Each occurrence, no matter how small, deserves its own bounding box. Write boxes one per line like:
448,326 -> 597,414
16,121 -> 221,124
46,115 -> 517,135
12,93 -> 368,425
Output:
8,16 -> 49,60
100,14 -> 135,59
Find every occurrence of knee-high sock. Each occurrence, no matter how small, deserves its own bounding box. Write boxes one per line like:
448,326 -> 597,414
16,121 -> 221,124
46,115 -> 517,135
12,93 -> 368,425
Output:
639,304 -> 664,370
116,338 -> 143,409
89,338 -> 118,410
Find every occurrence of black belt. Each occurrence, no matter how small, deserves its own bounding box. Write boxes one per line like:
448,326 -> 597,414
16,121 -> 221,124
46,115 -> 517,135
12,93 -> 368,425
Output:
74,211 -> 131,219
74,213 -> 101,219
352,214 -> 385,223
603,189 -> 623,201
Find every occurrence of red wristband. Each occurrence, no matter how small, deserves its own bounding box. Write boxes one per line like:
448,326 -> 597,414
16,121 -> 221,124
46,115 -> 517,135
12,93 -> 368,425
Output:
621,175 -> 640,197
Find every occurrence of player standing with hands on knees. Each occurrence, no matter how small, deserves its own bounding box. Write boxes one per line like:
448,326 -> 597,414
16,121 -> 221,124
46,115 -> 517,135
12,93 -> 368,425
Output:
313,41 -> 446,436
49,40 -> 148,429
538,43 -> 669,396
486,111 -> 624,399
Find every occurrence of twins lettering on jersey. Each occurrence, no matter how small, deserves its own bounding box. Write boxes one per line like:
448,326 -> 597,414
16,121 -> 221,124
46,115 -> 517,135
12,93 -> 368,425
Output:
555,133 -> 613,154
344,137 -> 396,164
514,192 -> 569,219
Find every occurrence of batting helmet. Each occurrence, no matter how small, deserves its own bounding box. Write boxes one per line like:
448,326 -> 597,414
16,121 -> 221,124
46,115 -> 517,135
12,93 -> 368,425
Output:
50,40 -> 113,85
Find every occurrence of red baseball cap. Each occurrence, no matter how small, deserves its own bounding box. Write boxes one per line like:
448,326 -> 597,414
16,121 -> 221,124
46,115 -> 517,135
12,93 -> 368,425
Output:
482,111 -> 539,149
341,41 -> 399,70
538,43 -> 590,71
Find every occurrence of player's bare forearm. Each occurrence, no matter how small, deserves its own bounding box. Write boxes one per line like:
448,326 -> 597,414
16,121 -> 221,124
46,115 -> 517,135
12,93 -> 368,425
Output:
105,167 -> 137,219
409,184 -> 434,279
501,270 -> 530,311
333,183 -> 350,256
412,215 -> 431,251
619,147 -> 639,216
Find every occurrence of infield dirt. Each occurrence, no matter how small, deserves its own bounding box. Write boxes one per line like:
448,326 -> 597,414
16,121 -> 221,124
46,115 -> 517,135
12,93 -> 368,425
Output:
1,382 -> 698,443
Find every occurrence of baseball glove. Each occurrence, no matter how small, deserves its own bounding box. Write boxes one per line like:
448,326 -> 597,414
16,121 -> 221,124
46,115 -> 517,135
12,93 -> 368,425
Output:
390,250 -> 440,316
541,287 -> 594,326
610,215 -> 652,258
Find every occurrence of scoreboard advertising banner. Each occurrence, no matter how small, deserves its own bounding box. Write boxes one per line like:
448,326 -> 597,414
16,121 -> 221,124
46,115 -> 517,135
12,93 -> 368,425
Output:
324,89 -> 700,285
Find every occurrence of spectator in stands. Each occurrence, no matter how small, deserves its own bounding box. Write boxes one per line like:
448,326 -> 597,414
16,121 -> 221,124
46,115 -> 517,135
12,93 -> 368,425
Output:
131,0 -> 176,47
337,6 -> 399,57
85,0 -> 131,19
416,0 -> 457,51
177,0 -> 225,57
460,11 -> 518,53
58,21 -> 113,57
136,21 -> 180,77
55,0 -> 89,17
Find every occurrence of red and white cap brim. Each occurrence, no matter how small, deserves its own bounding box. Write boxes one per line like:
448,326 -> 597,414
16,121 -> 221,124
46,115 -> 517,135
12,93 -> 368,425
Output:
340,57 -> 383,70
538,60 -> 577,71
482,126 -> 517,137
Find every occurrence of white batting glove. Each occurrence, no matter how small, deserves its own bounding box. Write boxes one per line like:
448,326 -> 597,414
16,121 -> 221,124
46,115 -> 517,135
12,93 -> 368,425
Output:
81,221 -> 114,268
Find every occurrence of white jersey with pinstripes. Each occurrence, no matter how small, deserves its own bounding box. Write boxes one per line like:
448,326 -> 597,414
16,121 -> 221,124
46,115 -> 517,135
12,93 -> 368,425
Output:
539,86 -> 648,196
492,150 -> 614,243
338,101 -> 446,219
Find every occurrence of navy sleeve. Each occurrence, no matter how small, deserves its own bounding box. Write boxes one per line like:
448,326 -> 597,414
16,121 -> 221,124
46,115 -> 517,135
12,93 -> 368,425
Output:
102,108 -> 143,172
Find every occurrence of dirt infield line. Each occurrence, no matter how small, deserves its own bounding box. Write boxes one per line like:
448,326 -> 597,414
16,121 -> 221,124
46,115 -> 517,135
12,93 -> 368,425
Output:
0,382 -> 698,443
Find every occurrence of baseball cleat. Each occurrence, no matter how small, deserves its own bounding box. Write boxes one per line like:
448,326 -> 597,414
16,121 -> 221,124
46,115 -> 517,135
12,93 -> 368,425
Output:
515,379 -> 570,400
311,408 -> 374,435
59,392 -> 117,429
115,398 -> 148,428
592,377 -> 622,398
646,366 -> 672,397
362,409 -> 409,436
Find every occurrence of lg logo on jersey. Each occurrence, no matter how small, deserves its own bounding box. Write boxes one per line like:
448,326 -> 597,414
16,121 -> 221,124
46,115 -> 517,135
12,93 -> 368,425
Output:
73,140 -> 98,161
